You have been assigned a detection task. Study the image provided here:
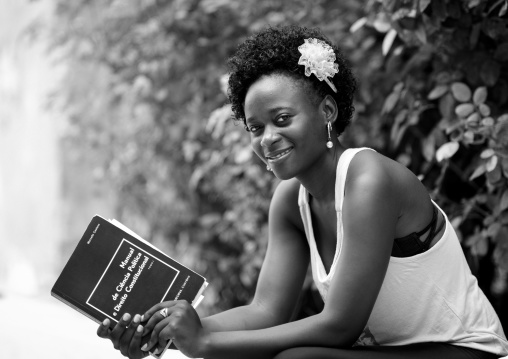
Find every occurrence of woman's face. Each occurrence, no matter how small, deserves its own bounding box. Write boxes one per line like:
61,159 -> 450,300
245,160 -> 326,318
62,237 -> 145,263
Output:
244,74 -> 328,180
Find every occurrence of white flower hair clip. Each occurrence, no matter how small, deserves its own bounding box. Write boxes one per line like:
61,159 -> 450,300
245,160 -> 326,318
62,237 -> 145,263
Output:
298,38 -> 339,93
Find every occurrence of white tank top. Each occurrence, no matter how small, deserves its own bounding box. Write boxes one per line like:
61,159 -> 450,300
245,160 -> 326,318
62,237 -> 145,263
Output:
298,147 -> 508,356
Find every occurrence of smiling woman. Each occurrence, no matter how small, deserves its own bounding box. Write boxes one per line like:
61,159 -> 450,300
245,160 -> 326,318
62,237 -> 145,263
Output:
244,74 -> 332,180
97,25 -> 508,359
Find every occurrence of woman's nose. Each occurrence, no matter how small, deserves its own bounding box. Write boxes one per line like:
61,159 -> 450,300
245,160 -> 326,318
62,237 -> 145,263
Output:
260,126 -> 281,148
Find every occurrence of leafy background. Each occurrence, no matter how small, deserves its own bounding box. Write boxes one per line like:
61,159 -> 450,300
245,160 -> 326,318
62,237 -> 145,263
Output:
48,0 -> 508,328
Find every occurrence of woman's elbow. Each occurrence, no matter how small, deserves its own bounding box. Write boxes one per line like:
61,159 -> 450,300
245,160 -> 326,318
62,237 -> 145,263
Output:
315,312 -> 363,348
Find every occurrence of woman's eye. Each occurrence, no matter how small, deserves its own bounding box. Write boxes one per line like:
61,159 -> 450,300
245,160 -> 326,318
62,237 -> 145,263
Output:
276,115 -> 290,123
247,125 -> 261,133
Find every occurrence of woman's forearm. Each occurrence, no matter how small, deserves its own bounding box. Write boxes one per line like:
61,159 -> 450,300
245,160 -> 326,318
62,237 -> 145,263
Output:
201,302 -> 287,332
199,312 -> 354,359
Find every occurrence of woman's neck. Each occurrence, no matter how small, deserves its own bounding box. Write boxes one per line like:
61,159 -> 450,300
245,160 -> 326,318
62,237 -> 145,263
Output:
296,144 -> 345,203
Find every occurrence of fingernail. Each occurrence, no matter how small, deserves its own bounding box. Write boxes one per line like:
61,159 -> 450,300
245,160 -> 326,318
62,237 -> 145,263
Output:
137,325 -> 143,333
141,344 -> 148,351
153,348 -> 161,354
102,318 -> 109,326
133,314 -> 140,324
140,315 -> 144,322
122,313 -> 130,321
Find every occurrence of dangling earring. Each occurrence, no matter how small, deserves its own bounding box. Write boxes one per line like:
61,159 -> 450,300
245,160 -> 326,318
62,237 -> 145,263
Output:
326,121 -> 333,149
266,165 -> 272,171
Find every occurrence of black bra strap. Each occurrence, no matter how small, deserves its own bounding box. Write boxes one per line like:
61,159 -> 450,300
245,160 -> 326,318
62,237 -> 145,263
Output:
421,205 -> 445,249
414,205 -> 437,237
392,204 -> 445,257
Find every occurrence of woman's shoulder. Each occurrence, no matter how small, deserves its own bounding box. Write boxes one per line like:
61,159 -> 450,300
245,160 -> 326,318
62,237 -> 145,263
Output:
271,178 -> 301,212
344,149 -> 414,206
270,178 -> 304,231
273,177 -> 301,200
347,149 -> 394,186
347,148 -> 410,187
345,148 -> 432,224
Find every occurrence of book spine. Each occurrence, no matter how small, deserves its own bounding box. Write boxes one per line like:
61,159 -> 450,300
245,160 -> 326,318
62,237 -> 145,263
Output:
191,282 -> 208,306
51,291 -> 101,325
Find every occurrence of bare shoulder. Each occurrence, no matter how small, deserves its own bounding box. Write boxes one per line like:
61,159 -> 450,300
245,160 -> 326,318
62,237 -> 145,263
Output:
346,150 -> 396,191
346,148 -> 435,234
344,149 -> 411,215
269,178 -> 304,233
272,177 -> 300,204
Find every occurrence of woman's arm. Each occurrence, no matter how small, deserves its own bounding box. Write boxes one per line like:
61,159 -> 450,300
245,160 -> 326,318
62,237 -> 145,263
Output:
192,154 -> 399,358
200,302 -> 285,333
145,152 -> 399,359
199,179 -> 310,333
136,179 -> 310,356
97,179 -> 310,358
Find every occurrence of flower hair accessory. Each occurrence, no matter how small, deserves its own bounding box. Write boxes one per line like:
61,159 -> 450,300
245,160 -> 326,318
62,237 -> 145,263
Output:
298,38 -> 339,93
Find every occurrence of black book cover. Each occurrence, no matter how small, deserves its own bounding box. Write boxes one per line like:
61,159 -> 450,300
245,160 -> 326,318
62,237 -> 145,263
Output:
51,215 -> 207,326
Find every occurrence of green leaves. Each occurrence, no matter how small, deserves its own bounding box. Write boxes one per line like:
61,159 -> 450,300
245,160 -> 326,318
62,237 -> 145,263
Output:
436,141 -> 459,162
372,0 -> 508,304
382,82 -> 404,114
501,189 -> 508,211
428,84 -> 448,100
52,0 -> 508,314
451,82 -> 472,102
455,103 -> 475,117
473,87 -> 488,105
481,60 -> 501,86
467,0 -> 482,9
382,29 -> 398,56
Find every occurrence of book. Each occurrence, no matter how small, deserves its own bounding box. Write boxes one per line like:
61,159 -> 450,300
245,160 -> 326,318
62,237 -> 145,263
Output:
51,215 -> 208,357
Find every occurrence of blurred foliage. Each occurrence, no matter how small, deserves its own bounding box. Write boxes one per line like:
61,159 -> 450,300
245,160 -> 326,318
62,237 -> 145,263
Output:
49,0 -> 508,326
353,0 -> 508,327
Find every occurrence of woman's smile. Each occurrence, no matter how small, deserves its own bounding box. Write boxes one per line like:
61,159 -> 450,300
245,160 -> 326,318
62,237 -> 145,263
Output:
244,74 -> 331,180
265,147 -> 294,163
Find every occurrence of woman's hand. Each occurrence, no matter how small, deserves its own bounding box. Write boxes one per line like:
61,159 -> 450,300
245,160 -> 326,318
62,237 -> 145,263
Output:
97,313 -> 148,359
141,300 -> 209,358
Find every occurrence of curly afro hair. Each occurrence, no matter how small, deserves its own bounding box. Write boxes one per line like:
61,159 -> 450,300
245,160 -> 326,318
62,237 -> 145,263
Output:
227,25 -> 356,135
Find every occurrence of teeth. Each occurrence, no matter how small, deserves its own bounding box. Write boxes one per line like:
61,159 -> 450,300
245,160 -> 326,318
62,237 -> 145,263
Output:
268,148 -> 291,160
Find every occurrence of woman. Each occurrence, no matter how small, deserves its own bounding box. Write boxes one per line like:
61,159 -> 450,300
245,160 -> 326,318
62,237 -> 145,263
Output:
98,25 -> 508,359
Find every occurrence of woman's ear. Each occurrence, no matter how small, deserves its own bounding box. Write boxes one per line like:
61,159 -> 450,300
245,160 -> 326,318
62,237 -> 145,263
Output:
319,95 -> 338,125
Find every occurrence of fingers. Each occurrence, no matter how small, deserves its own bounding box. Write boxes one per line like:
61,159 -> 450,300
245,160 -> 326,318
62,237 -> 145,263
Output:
141,300 -> 197,354
96,314 -> 148,359
140,301 -> 178,323
141,313 -> 173,353
119,314 -> 142,356
128,323 -> 148,358
141,301 -> 178,336
142,301 -> 191,352
97,318 -> 111,339
110,313 -> 133,348
154,325 -> 175,355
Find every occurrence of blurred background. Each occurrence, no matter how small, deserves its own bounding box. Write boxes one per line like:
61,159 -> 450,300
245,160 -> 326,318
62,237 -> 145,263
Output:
1,0 -> 508,358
